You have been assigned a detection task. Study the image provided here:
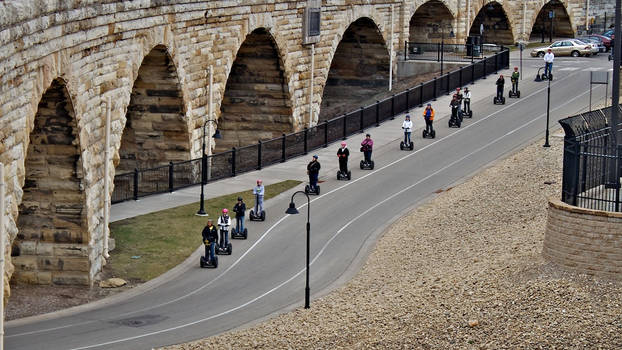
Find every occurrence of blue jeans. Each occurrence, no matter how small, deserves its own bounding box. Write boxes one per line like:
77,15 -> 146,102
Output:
255,195 -> 264,212
236,216 -> 245,232
544,62 -> 553,77
364,151 -> 372,162
309,173 -> 318,190
404,131 -> 411,144
205,242 -> 216,262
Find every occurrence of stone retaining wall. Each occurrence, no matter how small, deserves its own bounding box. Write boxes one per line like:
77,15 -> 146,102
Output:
543,199 -> 622,279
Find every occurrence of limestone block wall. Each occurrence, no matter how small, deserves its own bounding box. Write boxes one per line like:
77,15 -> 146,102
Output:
0,0 -> 587,294
543,199 -> 622,279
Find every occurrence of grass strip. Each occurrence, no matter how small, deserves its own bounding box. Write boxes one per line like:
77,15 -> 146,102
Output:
107,180 -> 301,282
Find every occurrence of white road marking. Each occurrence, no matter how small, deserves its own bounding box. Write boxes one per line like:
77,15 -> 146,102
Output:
559,67 -> 580,71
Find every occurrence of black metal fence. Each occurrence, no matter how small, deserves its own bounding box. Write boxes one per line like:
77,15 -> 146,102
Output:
404,42 -> 504,62
111,48 -> 510,204
559,105 -> 622,212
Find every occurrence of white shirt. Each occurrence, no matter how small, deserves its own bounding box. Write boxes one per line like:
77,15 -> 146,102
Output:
218,215 -> 231,227
463,91 -> 471,99
544,52 -> 554,63
402,120 -> 412,131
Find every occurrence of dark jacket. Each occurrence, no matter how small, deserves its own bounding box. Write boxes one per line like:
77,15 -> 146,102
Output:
307,160 -> 321,175
202,224 -> 218,245
450,98 -> 460,108
496,77 -> 505,87
233,202 -> 246,217
337,147 -> 349,160
361,138 -> 373,152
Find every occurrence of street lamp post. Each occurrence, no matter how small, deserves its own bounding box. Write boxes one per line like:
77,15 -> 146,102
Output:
196,119 -> 221,216
285,191 -> 311,309
543,77 -> 551,147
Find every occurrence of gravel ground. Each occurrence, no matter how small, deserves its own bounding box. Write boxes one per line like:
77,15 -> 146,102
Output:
163,133 -> 622,350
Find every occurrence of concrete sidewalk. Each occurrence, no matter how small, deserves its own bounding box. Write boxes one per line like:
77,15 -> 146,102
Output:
111,50 -> 534,222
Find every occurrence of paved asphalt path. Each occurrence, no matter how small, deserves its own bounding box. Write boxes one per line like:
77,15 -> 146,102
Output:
6,53 -> 613,349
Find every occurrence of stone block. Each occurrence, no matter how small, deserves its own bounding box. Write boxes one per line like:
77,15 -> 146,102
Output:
52,271 -> 90,285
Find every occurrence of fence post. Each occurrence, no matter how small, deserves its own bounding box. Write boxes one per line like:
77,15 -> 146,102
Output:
616,145 -> 621,212
133,168 -> 139,201
232,147 -> 237,176
281,134 -> 286,163
342,114 -> 347,140
433,76 -> 437,101
459,67 -> 463,87
375,101 -> 380,126
494,53 -> 498,74
391,94 -> 395,120
482,57 -> 487,79
406,88 -> 410,112
168,161 -> 174,193
437,43 -> 440,62
471,63 -> 475,85
304,127 -> 308,155
323,120 -> 328,147
359,106 -> 364,133
446,73 -> 450,95
419,82 -> 423,107
257,140 -> 262,170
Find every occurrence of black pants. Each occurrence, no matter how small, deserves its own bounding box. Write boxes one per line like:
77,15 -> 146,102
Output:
425,119 -> 434,132
339,158 -> 348,172
363,151 -> 372,162
496,86 -> 503,99
511,80 -> 518,92
463,99 -> 470,112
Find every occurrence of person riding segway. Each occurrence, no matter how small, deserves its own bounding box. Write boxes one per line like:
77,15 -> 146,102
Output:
494,74 -> 506,105
337,141 -> 351,180
463,87 -> 473,118
217,208 -> 233,255
231,197 -> 248,239
305,155 -> 321,195
543,48 -> 554,80
400,115 -> 414,150
249,179 -> 265,221
509,67 -> 521,98
200,219 -> 219,268
360,134 -> 374,170
422,103 -> 436,138
449,95 -> 462,127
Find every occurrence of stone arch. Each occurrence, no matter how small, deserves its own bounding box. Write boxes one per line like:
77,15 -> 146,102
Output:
117,44 -> 191,173
468,1 -> 515,45
408,0 -> 456,43
529,0 -> 575,41
319,17 -> 390,121
216,27 -> 293,151
12,78 -> 88,285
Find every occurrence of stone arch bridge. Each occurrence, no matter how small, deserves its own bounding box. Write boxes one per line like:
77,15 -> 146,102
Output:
0,0 -> 588,292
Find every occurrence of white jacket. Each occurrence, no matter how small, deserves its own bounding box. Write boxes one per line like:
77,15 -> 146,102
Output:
218,215 -> 231,228
402,120 -> 413,131
463,91 -> 471,99
544,52 -> 554,63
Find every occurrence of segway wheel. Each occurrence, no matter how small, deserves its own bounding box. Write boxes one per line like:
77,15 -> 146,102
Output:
502,97 -> 506,105
200,256 -> 206,268
422,130 -> 427,138
249,210 -> 255,221
243,228 -> 248,239
370,161 -> 374,170
468,111 -> 473,118
347,171 -> 351,180
457,121 -> 461,128
360,160 -> 364,169
336,171 -> 341,180
260,211 -> 265,221
316,186 -> 320,195
227,243 -> 233,255
448,120 -> 452,127
409,143 -> 414,151
431,130 -> 436,138
400,141 -> 404,150
304,185 -> 309,194
517,91 -> 520,98
493,97 -> 497,104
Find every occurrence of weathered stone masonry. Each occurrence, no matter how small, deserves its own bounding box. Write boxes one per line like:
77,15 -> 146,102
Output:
0,1 -> 588,296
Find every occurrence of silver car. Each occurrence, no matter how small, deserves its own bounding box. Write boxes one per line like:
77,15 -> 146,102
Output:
575,38 -> 602,54
530,39 -> 593,57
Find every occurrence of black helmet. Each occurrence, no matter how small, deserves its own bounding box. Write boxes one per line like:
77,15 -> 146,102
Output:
237,196 -> 243,201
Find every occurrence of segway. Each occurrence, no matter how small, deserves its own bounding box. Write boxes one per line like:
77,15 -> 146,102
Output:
249,193 -> 265,221
336,169 -> 351,180
230,218 -> 248,239
508,82 -> 520,98
360,159 -> 374,170
535,67 -> 552,82
493,89 -> 506,105
399,128 -> 414,151
216,222 -> 232,255
304,183 -> 320,195
422,128 -> 436,138
200,245 -> 218,268
448,105 -> 462,128
463,98 -> 473,118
